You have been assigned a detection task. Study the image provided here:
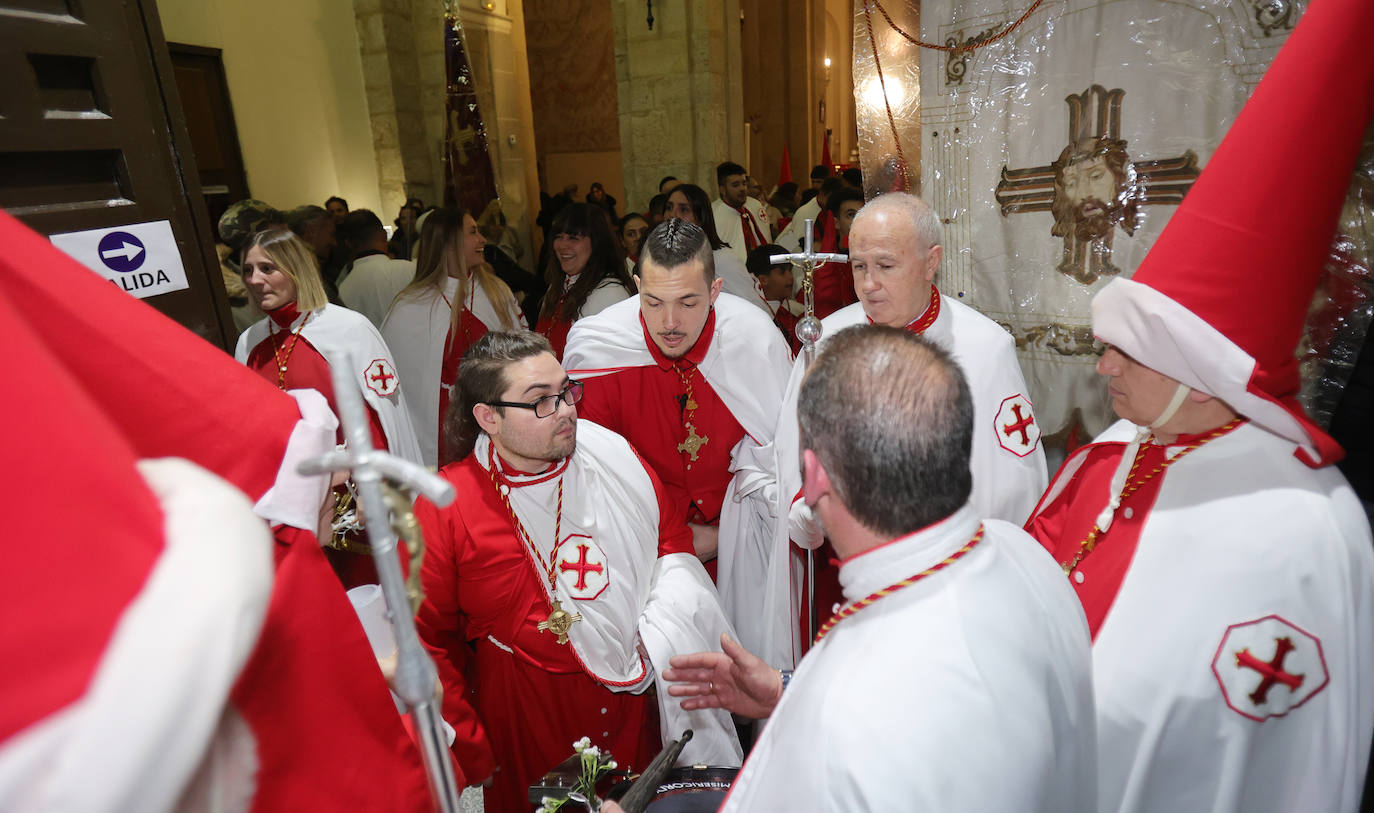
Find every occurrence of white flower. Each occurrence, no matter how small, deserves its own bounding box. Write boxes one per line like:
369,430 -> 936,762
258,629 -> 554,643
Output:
572,736 -> 591,752
607,760 -> 618,770
583,745 -> 601,759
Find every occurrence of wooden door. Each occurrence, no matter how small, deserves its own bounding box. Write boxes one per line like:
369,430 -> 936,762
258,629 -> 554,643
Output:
0,0 -> 237,348
167,42 -> 249,237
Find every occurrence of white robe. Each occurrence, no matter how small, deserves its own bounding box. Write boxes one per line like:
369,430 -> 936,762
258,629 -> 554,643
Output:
474,423 -> 742,766
713,248 -> 773,317
721,506 -> 1097,812
235,304 -> 424,466
776,196 -> 822,255
579,276 -> 632,319
1033,420 -> 1374,813
380,276 -> 525,468
338,254 -> 415,329
762,296 -> 1049,668
562,293 -> 794,662
711,197 -> 770,264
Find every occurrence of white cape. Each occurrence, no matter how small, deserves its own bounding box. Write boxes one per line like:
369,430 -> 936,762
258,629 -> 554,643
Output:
562,293 -> 795,668
381,276 -> 524,468
476,423 -> 742,766
236,304 -> 424,466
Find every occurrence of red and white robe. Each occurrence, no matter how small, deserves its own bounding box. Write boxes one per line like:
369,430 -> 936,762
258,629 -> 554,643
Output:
414,423 -> 742,812
382,275 -> 525,468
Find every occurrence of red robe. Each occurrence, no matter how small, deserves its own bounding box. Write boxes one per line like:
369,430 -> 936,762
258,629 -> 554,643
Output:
414,449 -> 693,813
808,213 -> 856,319
235,525 -> 439,811
575,309 -> 747,580
1024,425 -> 1242,638
0,210 -> 437,811
438,308 -> 489,463
243,303 -> 398,588
769,301 -> 801,355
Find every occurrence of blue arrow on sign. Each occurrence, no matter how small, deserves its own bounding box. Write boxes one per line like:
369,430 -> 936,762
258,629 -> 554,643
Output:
97,231 -> 147,274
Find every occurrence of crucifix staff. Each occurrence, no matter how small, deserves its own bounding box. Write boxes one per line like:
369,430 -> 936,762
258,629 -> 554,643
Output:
299,352 -> 461,813
771,218 -> 850,641
772,218 -> 849,366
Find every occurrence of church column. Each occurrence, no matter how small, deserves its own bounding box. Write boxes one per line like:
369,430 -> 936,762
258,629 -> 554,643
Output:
613,0 -> 746,212
353,0 -> 436,218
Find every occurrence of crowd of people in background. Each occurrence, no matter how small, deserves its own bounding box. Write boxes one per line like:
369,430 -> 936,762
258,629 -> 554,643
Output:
217,160 -> 863,368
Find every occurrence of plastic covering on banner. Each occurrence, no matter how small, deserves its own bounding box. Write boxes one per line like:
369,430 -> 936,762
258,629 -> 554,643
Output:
852,1 -> 920,196
1300,130 -> 1374,428
850,0 -> 1371,444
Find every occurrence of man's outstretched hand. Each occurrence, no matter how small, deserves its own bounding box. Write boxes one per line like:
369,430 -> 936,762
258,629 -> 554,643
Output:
662,633 -> 783,719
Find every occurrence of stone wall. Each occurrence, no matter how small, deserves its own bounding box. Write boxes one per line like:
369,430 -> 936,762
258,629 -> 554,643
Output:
354,0 -> 435,219
613,0 -> 745,213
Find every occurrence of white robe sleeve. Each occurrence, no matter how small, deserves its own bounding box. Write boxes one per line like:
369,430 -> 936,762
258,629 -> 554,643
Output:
638,553 -> 744,768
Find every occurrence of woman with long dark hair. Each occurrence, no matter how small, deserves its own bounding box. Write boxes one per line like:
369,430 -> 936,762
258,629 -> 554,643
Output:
383,207 -> 524,467
535,203 -> 633,359
663,183 -> 771,314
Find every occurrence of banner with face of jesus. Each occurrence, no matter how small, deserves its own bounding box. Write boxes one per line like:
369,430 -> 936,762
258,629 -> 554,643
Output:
855,0 -> 1297,442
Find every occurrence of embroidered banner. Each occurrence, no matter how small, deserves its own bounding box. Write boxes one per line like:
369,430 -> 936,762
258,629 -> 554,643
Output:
902,0 -> 1298,438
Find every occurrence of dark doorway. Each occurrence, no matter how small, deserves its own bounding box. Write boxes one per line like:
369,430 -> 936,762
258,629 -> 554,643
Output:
0,0 -> 236,348
167,42 -> 249,239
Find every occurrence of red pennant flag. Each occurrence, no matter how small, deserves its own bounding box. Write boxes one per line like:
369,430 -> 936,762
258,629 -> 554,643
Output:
820,133 -> 833,173
778,144 -> 793,187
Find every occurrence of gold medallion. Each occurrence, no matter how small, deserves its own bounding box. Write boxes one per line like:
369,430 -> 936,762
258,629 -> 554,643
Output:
537,598 -> 583,644
677,422 -> 710,462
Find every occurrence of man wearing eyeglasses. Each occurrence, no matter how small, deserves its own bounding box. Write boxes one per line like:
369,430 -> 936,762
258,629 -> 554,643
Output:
411,331 -> 742,813
562,219 -> 794,665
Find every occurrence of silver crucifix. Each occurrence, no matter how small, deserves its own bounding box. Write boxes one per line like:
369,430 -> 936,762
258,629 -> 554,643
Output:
771,218 -> 850,365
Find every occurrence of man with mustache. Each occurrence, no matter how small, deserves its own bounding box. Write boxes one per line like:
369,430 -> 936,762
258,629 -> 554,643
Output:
1050,137 -> 1137,244
562,220 -> 793,650
413,331 -> 741,812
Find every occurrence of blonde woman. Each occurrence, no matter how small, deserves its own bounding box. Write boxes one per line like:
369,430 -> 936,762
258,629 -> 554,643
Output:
383,207 -> 524,467
234,227 -> 423,585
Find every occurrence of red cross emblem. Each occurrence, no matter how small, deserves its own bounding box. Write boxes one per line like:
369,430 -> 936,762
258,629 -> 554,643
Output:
1211,615 -> 1329,722
555,534 -> 608,600
364,358 -> 398,396
994,394 -> 1041,457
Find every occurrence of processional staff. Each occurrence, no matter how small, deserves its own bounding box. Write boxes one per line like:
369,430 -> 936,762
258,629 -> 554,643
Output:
770,219 -> 849,641
299,353 -> 462,813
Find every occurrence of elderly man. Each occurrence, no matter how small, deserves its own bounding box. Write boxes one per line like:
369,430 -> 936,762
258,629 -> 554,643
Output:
562,221 -> 791,629
659,326 -> 1096,812
751,192 -> 1048,669
413,331 -> 740,813
1026,1 -> 1374,810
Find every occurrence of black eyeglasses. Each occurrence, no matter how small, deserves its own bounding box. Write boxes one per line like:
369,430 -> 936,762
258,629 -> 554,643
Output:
486,380 -> 584,418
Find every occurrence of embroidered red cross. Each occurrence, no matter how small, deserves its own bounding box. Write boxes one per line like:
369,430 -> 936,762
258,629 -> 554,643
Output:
1001,403 -> 1036,446
559,543 -> 604,590
1235,636 -> 1305,706
369,362 -> 395,389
